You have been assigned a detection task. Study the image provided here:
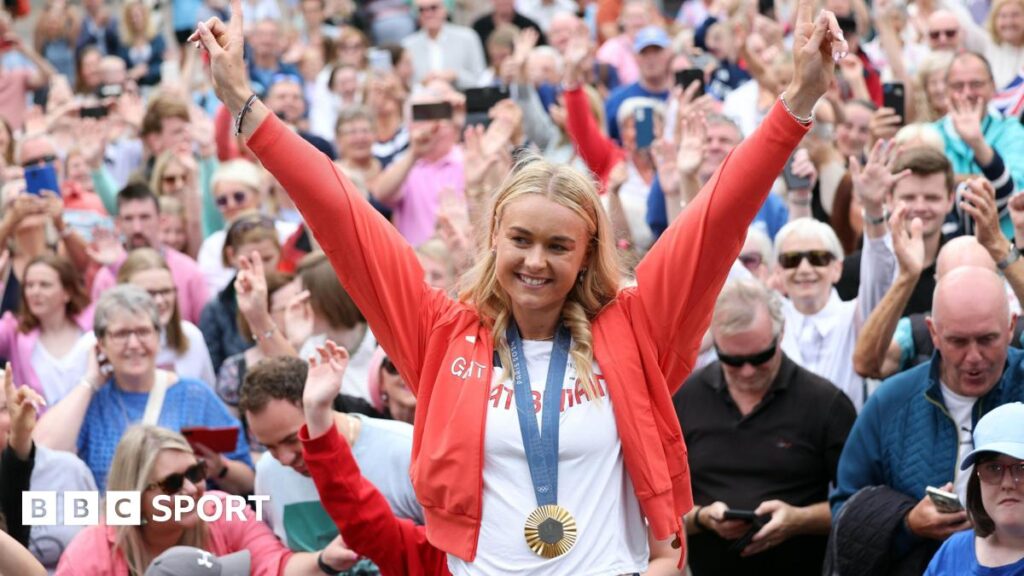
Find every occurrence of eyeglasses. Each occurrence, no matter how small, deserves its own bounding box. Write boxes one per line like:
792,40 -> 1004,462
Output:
146,287 -> 176,301
105,325 -> 157,345
216,190 -> 250,208
778,250 -> 836,269
977,461 -> 1024,486
146,460 -> 208,494
381,357 -> 399,376
715,338 -> 778,368
949,80 -> 989,92
738,253 -> 763,271
162,173 -> 187,186
418,3 -> 442,12
929,28 -> 959,39
21,154 -> 57,169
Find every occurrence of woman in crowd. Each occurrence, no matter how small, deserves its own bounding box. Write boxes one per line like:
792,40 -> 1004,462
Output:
925,402 -> 1024,574
158,195 -> 190,254
0,254 -> 92,407
54,425 -> 358,575
151,151 -> 206,258
116,248 -> 217,385
200,214 -> 283,372
366,348 -> 416,425
364,70 -> 409,168
193,0 -> 842,569
117,0 -> 167,87
34,285 -> 252,492
914,51 -> 954,122
333,107 -> 382,191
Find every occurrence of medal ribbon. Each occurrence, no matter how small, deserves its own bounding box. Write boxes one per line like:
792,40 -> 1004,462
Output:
507,322 -> 571,507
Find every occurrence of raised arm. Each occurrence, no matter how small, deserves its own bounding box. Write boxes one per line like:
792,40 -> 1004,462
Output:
634,0 -> 847,388
193,2 -> 442,393
563,38 -> 625,186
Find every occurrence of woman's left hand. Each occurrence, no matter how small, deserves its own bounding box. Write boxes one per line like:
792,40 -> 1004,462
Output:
234,252 -> 269,322
786,0 -> 848,118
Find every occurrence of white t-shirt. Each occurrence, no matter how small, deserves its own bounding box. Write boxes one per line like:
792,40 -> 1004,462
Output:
32,333 -> 92,406
197,221 -> 298,297
940,382 -> 977,501
447,340 -> 648,576
299,330 -> 377,403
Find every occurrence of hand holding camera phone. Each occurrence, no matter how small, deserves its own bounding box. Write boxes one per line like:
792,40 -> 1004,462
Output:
24,163 -> 62,198
926,486 -> 963,513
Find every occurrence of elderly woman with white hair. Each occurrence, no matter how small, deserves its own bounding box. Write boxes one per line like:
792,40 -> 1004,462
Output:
773,213 -> 896,411
196,159 -> 298,295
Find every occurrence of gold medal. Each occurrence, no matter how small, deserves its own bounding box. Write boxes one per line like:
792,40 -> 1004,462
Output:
524,504 -> 577,558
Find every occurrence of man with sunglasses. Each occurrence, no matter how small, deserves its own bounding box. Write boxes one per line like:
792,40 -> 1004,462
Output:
401,0 -> 486,88
674,279 -> 856,576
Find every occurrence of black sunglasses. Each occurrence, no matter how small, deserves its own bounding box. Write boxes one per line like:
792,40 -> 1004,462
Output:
778,250 -> 835,269
216,190 -> 250,207
716,338 -> 778,368
381,357 -> 399,376
21,154 -> 58,169
146,460 -> 207,494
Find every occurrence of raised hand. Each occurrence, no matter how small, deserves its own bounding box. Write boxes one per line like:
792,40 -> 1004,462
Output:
786,0 -> 849,117
676,112 -> 708,177
303,340 -> 350,439
85,227 -> 126,267
949,93 -> 985,148
4,363 -> 46,460
562,37 -> 590,86
234,251 -> 269,322
849,139 -> 910,213
888,202 -> 926,278
959,178 -> 1011,263
651,138 -> 680,195
1009,193 -> 1024,242
868,107 -> 902,147
191,0 -> 251,113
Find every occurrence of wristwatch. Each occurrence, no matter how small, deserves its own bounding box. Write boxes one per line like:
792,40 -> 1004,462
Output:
998,244 -> 1021,270
862,208 -> 888,226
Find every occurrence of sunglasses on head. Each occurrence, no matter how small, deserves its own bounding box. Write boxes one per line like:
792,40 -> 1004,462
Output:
929,29 -> 958,39
716,338 -> 778,368
778,250 -> 835,269
146,460 -> 207,494
381,357 -> 399,376
216,190 -> 250,207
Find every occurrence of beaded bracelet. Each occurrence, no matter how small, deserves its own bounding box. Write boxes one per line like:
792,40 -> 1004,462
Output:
780,92 -> 814,125
233,93 -> 259,136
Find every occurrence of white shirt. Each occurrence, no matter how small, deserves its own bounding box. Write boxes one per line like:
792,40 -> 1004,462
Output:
299,329 -> 377,403
32,333 -> 92,406
197,220 -> 299,296
940,382 -> 976,501
781,234 -> 896,411
448,340 -> 648,576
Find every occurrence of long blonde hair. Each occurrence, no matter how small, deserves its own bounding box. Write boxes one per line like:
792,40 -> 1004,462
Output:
458,153 -> 622,399
107,425 -> 208,576
117,248 -> 189,355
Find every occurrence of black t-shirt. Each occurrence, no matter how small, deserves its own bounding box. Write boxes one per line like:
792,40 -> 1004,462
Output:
835,236 -> 945,317
674,354 -> 857,576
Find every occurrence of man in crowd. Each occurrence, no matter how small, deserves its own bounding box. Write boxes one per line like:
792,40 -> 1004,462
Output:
265,76 -> 337,159
246,19 -> 302,96
91,184 -> 208,323
240,356 -> 423,556
402,0 -> 486,88
675,279 -> 856,575
604,25 -> 673,143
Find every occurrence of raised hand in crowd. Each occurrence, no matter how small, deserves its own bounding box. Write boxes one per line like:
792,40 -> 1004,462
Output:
85,227 -> 126,267
949,93 -> 995,166
849,139 -> 910,223
435,186 -> 474,279
867,106 -> 902,148
562,35 -> 591,88
960,178 -> 1013,263
785,0 -> 849,117
889,202 -> 926,279
905,482 -> 972,540
234,250 -> 301,358
1009,193 -> 1024,241
651,138 -> 680,197
675,111 -> 708,208
4,363 -> 45,461
303,340 -> 350,439
499,27 -> 539,85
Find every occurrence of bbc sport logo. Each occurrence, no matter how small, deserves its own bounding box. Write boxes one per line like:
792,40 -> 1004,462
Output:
23,491 -> 269,526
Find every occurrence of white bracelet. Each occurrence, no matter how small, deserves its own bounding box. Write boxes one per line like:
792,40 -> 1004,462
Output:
780,92 -> 814,125
80,378 -> 100,393
252,326 -> 276,342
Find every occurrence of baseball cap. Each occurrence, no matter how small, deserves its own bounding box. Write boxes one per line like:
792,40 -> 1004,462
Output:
960,402 -> 1024,470
145,546 -> 251,576
633,26 -> 671,52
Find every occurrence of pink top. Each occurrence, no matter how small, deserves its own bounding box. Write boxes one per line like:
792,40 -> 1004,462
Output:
386,146 -> 465,247
0,69 -> 33,129
91,247 -> 209,324
596,35 -> 639,85
53,491 -> 293,576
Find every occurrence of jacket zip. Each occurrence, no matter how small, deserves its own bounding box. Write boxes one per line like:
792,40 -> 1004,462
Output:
923,392 -> 961,487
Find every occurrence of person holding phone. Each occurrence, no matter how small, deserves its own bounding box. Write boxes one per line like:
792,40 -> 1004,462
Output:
925,402 -> 1024,575
191,0 -> 845,572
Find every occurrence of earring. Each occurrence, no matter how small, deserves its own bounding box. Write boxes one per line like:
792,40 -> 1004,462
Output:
578,267 -> 588,285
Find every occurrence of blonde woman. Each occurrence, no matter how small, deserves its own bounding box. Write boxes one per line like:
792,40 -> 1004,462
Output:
151,151 -> 205,258
192,0 -> 845,571
117,0 -> 166,86
53,425 -> 358,575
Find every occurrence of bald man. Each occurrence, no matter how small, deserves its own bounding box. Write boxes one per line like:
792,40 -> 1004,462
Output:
831,266 -> 1024,571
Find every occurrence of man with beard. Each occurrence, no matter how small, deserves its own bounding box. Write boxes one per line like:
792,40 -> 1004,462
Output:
89,184 -> 208,322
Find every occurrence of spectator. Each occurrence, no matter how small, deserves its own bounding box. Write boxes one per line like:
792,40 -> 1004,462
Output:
602,25 -> 673,144
200,214 -> 283,372
737,227 -> 775,287
0,16 -> 57,130
366,348 -> 417,424
924,402 -> 1024,575
830,266 -> 1024,573
675,279 -> 856,575
365,71 -> 410,167
472,0 -> 546,52
53,424 -> 356,575
73,45 -> 103,95
515,0 -> 578,34
33,0 -> 81,81
157,196 -> 189,254
76,0 -> 122,56
0,255 -> 92,407
936,52 -> 1024,238
264,76 -> 337,159
117,0 -> 166,87
598,5 -> 662,118
34,285 -> 252,492
401,0 -> 486,88
240,355 -> 423,554
835,100 -> 874,162
333,107 -> 382,192
90,184 -> 209,326
940,0 -> 1024,88
114,248 -> 217,385
915,51 -> 955,122
926,10 -> 966,52
246,19 -> 302,97
150,151 -> 205,257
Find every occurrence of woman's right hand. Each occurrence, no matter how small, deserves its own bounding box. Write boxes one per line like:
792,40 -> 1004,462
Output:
85,344 -> 106,390
785,0 -> 848,118
234,251 -> 269,323
191,0 -> 251,114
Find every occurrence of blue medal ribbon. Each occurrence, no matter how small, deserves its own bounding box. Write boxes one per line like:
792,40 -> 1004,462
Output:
506,322 -> 572,507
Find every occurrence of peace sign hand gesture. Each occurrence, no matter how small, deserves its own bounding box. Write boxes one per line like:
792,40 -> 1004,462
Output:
785,0 -> 849,118
190,0 -> 253,115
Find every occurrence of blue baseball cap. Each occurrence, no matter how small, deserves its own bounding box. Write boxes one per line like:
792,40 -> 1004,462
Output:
960,402 -> 1024,470
633,26 -> 671,52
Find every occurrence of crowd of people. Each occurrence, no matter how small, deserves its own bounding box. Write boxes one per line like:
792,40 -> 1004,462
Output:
0,0 -> 1022,572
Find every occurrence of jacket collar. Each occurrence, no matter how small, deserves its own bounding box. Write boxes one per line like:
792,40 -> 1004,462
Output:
923,349 -> 1010,413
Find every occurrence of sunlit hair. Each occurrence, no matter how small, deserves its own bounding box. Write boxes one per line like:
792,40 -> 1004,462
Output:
117,248 -> 188,354
119,0 -> 157,46
150,151 -> 186,197
458,153 -> 622,399
915,51 -> 955,121
743,226 -> 773,272
18,254 -> 90,333
987,0 -> 1024,45
774,218 -> 845,262
107,425 -> 207,576
712,279 -> 784,339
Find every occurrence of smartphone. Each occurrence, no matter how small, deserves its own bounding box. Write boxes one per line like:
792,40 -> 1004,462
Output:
722,509 -> 760,522
926,486 -> 964,513
367,47 -> 393,73
80,104 -> 109,119
675,68 -> 705,96
24,164 -> 61,198
883,82 -> 906,124
97,83 -> 123,99
634,106 -> 654,149
464,86 -> 510,114
411,101 -> 453,122
728,514 -> 770,554
782,152 -> 812,190
180,426 -> 240,453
